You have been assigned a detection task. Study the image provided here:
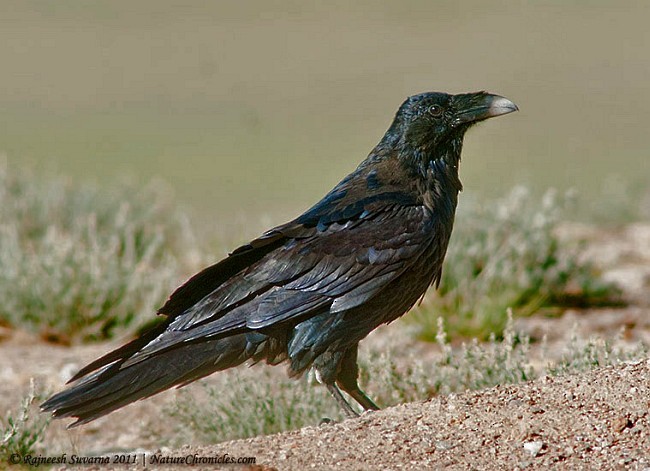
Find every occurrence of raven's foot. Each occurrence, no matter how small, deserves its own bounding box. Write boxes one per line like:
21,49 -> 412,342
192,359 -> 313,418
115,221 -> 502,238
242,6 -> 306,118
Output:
326,384 -> 360,418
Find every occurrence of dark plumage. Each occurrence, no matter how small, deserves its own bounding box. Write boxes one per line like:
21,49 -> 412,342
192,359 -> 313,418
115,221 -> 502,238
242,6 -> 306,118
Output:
42,91 -> 518,425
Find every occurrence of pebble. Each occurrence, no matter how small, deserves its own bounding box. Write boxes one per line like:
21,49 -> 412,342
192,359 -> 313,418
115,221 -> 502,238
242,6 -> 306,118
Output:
523,441 -> 544,457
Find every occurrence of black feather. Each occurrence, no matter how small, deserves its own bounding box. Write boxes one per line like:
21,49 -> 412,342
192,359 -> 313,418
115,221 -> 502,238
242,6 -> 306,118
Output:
42,90 -> 517,424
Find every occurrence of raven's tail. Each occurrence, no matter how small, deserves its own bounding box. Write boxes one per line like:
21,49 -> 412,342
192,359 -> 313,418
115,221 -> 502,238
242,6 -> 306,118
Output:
41,335 -> 250,427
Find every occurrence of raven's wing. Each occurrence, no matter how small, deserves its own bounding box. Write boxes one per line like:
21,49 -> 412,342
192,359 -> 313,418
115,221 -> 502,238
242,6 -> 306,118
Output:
126,205 -> 430,363
71,189 -> 432,378
67,229 -> 286,381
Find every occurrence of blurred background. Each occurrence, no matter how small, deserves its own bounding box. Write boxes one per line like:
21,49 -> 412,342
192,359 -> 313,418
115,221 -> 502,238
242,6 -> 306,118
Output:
1,0 -> 648,228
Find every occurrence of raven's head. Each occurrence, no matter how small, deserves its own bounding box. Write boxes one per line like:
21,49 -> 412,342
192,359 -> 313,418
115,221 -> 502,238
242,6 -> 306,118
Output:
385,91 -> 518,154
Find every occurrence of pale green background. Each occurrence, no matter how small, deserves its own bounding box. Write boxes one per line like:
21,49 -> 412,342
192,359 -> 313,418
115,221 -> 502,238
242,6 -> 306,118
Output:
2,1 -> 648,227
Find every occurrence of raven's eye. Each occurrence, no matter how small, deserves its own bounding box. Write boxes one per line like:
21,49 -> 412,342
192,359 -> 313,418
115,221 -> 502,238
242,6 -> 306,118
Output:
427,105 -> 443,117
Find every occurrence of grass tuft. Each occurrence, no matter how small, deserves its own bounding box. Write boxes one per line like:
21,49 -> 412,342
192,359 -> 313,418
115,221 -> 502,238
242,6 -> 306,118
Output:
361,311 -> 534,406
546,325 -> 647,376
167,368 -> 343,445
1,380 -> 50,461
407,187 -> 620,340
0,162 -> 198,342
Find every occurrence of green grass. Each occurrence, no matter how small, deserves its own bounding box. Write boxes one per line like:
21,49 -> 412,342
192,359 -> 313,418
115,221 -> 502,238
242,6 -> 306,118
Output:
0,162 -> 199,342
406,187 -> 621,340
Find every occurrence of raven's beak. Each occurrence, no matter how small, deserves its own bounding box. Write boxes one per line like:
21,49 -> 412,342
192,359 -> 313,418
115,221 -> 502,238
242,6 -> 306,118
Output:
453,93 -> 518,126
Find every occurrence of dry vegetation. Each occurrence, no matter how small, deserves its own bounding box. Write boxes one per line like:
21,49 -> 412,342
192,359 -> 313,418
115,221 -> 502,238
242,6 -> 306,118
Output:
0,163 -> 200,343
1,165 -> 648,470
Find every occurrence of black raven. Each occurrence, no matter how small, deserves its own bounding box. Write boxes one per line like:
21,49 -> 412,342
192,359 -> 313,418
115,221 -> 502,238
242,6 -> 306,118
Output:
42,91 -> 517,425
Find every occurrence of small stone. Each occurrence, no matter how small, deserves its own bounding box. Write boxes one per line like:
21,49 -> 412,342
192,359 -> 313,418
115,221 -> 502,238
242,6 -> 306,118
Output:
523,441 -> 544,457
612,416 -> 631,433
434,440 -> 454,451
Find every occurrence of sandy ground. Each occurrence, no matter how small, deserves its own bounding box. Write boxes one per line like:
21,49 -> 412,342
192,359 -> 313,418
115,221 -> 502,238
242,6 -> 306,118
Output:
2,223 -> 649,470
192,359 -> 650,470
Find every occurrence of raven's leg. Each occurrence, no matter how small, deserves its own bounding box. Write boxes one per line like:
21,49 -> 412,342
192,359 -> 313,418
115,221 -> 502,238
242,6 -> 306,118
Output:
335,345 -> 380,412
325,384 -> 359,418
312,343 -> 378,417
